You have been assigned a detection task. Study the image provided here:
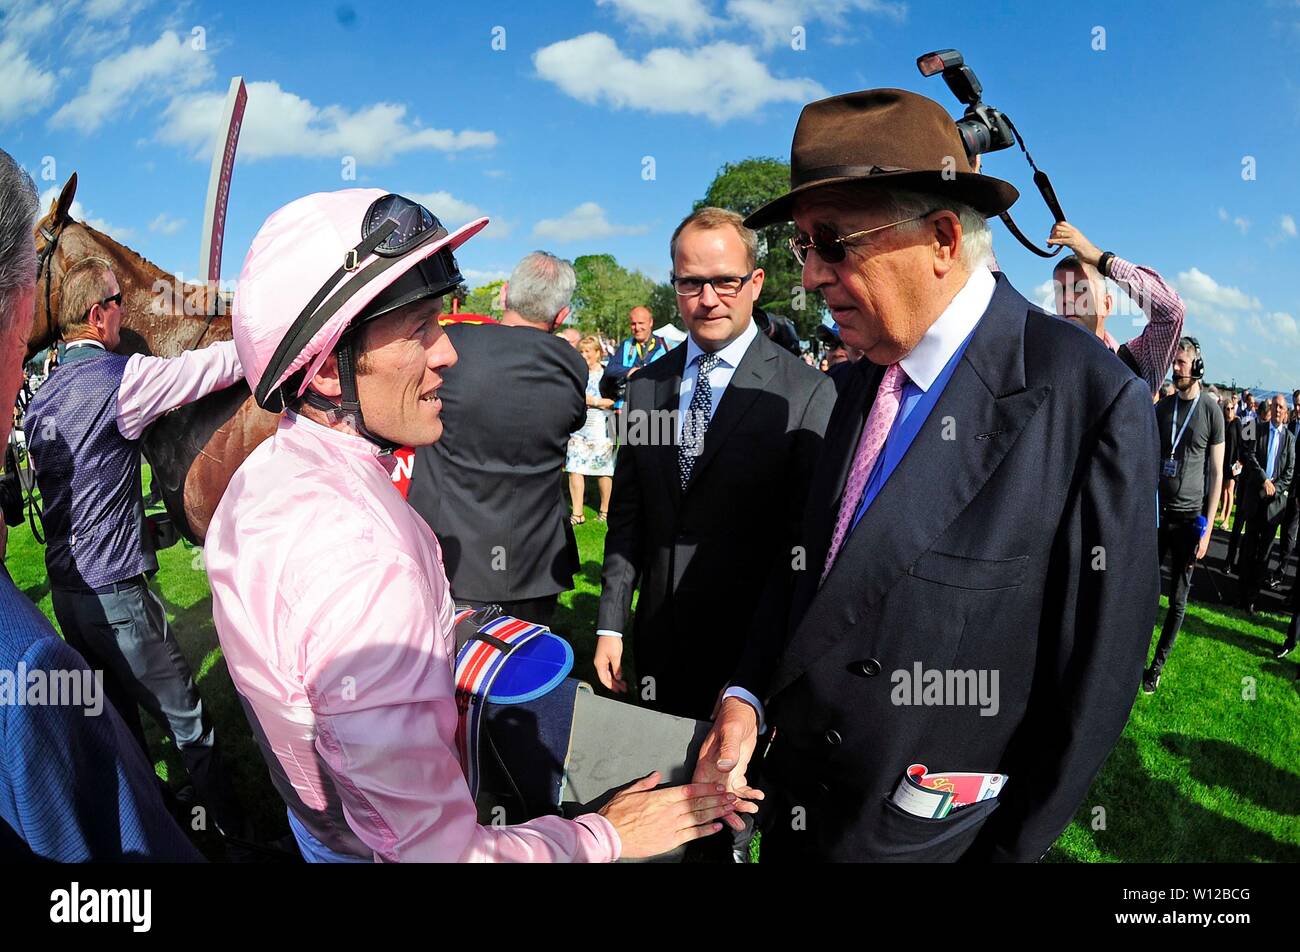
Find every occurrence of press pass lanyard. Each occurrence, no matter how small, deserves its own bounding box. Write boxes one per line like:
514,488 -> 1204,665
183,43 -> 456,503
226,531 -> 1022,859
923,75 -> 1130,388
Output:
1169,394 -> 1199,458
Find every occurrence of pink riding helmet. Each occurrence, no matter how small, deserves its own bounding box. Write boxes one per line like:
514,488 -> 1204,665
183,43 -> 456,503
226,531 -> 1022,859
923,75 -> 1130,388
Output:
232,188 -> 488,410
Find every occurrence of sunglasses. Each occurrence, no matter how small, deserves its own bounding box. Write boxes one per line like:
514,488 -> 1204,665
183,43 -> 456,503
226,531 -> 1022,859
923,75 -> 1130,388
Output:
789,213 -> 934,266
670,272 -> 755,298
82,291 -> 123,322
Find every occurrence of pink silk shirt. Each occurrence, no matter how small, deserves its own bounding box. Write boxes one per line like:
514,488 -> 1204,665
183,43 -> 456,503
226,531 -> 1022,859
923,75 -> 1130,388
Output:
204,411 -> 620,862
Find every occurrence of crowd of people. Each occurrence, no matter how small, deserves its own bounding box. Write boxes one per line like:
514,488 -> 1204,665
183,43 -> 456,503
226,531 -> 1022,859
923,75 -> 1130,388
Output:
0,84 -> 1294,866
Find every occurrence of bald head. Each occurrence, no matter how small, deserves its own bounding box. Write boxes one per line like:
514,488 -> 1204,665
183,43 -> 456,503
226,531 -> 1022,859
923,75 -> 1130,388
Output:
629,306 -> 653,343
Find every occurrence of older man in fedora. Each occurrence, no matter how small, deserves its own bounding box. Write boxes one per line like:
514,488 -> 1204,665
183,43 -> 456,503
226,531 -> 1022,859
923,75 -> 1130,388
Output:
693,88 -> 1160,862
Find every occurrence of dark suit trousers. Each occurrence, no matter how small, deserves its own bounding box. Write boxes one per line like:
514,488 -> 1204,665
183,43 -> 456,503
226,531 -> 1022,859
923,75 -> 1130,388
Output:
1227,502 -> 1248,570
1239,509 -> 1283,608
1272,492 -> 1300,579
1149,512 -> 1201,678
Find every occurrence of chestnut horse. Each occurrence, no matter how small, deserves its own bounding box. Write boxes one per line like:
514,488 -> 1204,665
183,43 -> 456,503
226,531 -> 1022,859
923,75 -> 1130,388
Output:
27,174 -> 278,543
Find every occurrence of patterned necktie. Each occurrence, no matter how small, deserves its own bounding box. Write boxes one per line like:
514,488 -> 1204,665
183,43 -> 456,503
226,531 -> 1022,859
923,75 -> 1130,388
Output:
678,352 -> 721,489
822,363 -> 907,580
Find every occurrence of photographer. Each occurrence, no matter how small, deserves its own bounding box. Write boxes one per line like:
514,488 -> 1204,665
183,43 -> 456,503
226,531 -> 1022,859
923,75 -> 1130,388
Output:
599,305 -> 666,410
1048,222 -> 1185,398
1142,339 -> 1223,693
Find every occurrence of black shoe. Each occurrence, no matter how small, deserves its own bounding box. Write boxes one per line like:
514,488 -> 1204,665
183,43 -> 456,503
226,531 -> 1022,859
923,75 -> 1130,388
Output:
1141,670 -> 1160,693
1276,645 -> 1294,659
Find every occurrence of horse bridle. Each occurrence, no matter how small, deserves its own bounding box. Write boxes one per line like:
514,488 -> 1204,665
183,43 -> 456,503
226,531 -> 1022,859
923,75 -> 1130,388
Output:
35,219 -> 65,357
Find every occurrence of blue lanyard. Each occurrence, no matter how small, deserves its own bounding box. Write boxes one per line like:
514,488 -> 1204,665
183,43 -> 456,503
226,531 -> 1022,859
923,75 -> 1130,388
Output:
1169,394 -> 1199,458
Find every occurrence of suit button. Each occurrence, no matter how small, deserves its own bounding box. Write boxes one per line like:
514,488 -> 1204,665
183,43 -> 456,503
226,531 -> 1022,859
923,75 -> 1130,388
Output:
852,659 -> 882,677
824,729 -> 842,746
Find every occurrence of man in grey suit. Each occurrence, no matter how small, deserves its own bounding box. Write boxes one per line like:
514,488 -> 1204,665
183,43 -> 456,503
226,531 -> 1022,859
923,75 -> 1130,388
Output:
1237,393 -> 1295,614
594,207 -> 836,721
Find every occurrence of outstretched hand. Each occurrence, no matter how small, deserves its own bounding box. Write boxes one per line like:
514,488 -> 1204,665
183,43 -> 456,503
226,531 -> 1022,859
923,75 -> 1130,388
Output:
692,696 -> 764,831
598,771 -> 737,859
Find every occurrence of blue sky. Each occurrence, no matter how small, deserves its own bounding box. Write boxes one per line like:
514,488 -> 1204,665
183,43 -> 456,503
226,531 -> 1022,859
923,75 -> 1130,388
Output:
2,0 -> 1298,389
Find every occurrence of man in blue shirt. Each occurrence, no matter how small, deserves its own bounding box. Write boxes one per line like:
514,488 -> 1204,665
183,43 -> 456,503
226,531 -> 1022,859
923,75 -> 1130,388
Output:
1236,394 -> 1295,615
0,148 -> 198,861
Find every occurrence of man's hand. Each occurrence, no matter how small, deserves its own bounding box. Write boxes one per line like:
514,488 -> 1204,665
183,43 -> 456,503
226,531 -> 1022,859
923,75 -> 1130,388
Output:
1046,222 -> 1103,269
692,696 -> 764,831
1265,478 -> 1276,498
598,772 -> 737,859
593,635 -> 627,693
1197,528 -> 1212,560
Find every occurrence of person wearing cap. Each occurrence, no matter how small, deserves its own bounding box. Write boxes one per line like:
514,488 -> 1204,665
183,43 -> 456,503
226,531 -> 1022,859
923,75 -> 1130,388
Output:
1048,222 -> 1185,399
23,255 -> 248,845
692,88 -> 1160,862
204,190 -> 736,862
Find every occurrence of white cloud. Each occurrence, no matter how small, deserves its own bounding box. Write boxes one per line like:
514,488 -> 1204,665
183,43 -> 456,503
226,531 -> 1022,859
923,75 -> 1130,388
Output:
1261,356 -> 1279,369
1175,268 -> 1260,311
1281,214 -> 1296,238
1217,207 -> 1250,235
149,212 -> 186,235
462,268 -> 510,288
1175,267 -> 1260,337
596,0 -> 724,34
158,81 -> 497,163
0,38 -> 58,124
403,190 -> 512,240
533,32 -> 826,122
38,185 -> 133,240
51,30 -> 214,134
726,0 -> 907,49
533,202 -> 649,241
1031,278 -> 1055,312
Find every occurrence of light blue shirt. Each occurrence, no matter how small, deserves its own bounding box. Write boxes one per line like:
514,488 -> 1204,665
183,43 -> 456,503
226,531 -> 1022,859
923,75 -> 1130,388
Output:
1267,423 -> 1282,477
846,266 -> 996,530
675,317 -> 760,439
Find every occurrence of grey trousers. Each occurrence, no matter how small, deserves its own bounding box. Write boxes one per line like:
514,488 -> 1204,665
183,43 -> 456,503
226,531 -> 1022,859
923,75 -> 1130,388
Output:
52,576 -> 245,836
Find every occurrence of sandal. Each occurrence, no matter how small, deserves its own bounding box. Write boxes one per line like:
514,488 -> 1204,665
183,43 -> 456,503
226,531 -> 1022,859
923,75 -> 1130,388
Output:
570,513 -> 585,526
597,511 -> 608,522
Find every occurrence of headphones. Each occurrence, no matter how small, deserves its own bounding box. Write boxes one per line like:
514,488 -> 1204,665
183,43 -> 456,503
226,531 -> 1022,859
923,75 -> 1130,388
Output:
1180,336 -> 1204,380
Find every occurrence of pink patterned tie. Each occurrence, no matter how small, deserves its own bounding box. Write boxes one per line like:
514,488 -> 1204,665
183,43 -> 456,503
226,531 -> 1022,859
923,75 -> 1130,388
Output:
822,363 -> 907,580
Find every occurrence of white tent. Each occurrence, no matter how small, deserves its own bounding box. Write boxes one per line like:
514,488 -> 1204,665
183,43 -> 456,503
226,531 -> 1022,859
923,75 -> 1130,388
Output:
654,324 -> 687,348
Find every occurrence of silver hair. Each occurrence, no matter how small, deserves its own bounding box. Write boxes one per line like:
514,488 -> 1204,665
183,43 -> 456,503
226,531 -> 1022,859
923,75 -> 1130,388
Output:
0,149 -> 39,339
875,188 -> 994,269
504,250 -> 576,325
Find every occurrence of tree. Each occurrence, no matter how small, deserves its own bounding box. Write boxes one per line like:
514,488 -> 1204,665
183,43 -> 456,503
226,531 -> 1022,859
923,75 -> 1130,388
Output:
696,156 -> 824,340
572,254 -> 658,341
463,279 -> 505,318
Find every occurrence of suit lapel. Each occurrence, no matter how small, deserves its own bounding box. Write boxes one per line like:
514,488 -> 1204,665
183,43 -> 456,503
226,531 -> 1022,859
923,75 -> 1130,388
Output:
768,276 -> 1051,698
682,333 -> 779,492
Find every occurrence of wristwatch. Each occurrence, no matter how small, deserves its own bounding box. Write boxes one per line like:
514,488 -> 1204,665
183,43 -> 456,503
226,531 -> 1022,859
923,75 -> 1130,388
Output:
1097,252 -> 1115,277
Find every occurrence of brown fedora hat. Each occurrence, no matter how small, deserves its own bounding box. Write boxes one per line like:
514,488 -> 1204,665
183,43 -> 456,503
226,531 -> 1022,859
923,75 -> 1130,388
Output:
745,88 -> 1019,229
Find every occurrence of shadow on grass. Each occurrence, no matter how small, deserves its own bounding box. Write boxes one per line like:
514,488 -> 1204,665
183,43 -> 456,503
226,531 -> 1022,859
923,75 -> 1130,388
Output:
1083,736 -> 1300,862
150,587 -> 289,849
1159,734 -> 1300,816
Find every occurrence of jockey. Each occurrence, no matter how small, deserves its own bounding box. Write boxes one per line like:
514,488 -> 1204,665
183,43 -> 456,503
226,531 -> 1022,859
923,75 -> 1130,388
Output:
204,189 -> 735,862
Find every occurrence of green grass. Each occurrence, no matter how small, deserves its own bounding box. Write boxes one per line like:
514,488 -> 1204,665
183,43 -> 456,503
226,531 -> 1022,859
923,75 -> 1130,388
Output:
4,468 -> 1297,860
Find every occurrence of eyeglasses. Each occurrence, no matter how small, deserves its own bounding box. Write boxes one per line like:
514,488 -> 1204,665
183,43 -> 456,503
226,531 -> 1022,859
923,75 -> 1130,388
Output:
670,272 -> 755,297
82,291 -> 122,321
789,213 -> 934,266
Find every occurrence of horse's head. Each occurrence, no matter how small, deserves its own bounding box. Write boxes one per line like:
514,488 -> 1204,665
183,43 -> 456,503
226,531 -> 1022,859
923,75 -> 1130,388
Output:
27,173 -> 79,360
28,173 -> 229,362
